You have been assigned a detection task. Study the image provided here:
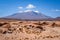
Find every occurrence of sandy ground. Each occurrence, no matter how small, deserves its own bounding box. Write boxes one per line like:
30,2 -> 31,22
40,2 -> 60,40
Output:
0,20 -> 60,40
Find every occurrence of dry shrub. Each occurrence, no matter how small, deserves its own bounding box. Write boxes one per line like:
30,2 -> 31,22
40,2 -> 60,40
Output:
51,23 -> 56,27
24,25 -> 42,34
19,28 -> 23,32
0,22 -> 8,26
25,28 -> 31,34
0,28 -> 8,34
24,38 -> 29,40
8,27 -> 16,34
2,23 -> 11,28
45,36 -> 53,38
42,22 -> 48,25
57,24 -> 60,27
7,31 -> 13,34
24,25 -> 27,28
0,22 -> 11,29
0,23 -> 3,26
25,26 -> 30,29
24,25 -> 34,29
36,26 -> 45,32
33,22 -> 42,25
31,28 -> 41,35
32,30 -> 40,35
19,39 -> 21,40
19,21 -> 23,23
51,22 -> 60,27
12,23 -> 18,25
34,22 -> 48,26
55,23 -> 60,27
0,22 -> 12,34
28,25 -> 34,28
42,35 -> 60,39
36,26 -> 44,31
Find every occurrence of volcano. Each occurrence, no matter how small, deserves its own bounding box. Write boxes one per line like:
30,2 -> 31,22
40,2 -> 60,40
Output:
4,11 -> 52,20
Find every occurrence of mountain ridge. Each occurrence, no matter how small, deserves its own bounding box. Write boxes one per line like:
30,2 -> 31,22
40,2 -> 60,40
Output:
2,11 -> 55,20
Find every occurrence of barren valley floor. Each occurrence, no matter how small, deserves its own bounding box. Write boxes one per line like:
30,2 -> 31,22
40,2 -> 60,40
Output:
0,19 -> 60,40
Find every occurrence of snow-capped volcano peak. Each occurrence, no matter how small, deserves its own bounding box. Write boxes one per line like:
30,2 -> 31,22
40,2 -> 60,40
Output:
24,10 -> 33,12
4,11 -> 51,20
19,10 -> 39,13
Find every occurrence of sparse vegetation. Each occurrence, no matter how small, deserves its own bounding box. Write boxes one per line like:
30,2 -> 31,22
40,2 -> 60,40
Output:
42,22 -> 48,25
24,38 -> 29,40
36,26 -> 44,31
51,22 -> 56,27
0,20 -> 60,40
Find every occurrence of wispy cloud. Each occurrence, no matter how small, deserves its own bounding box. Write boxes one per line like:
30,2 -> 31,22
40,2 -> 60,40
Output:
18,7 -> 23,9
24,10 -> 32,12
18,4 -> 39,13
34,11 -> 39,13
51,9 -> 60,12
18,11 -> 23,13
26,4 -> 36,9
18,7 -> 23,13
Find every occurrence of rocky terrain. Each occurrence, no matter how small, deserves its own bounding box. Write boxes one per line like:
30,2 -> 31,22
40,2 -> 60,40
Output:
0,19 -> 60,40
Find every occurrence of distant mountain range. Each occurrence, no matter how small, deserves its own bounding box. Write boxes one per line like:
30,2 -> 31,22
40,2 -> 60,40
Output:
54,17 -> 60,21
1,11 -> 60,21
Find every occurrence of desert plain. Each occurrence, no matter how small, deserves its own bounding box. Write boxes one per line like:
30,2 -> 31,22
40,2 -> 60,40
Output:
0,19 -> 60,40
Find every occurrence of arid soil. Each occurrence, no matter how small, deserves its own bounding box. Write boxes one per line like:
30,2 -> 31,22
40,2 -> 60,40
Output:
0,20 -> 60,40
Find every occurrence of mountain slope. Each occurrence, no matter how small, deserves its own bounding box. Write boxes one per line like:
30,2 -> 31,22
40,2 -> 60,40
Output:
5,11 -> 51,20
54,17 -> 60,20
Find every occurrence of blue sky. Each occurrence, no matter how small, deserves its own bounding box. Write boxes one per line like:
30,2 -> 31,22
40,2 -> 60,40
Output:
0,0 -> 60,18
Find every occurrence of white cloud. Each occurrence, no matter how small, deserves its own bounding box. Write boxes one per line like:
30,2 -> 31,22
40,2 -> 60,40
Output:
18,11 -> 23,13
24,10 -> 32,12
24,10 -> 40,13
55,9 -> 60,11
18,4 -> 40,13
26,4 -> 36,9
18,7 -> 23,13
34,11 -> 39,13
18,7 -> 23,9
51,9 -> 60,12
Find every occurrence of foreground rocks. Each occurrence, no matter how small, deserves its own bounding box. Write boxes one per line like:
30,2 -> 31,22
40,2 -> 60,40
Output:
0,20 -> 60,40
